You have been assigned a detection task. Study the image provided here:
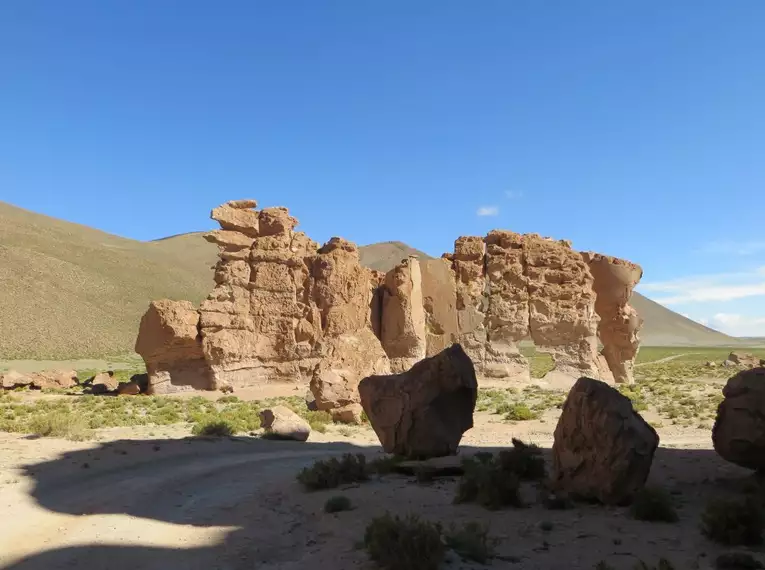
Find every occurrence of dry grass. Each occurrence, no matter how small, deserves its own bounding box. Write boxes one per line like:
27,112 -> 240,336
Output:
0,392 -> 330,437
0,201 -> 218,359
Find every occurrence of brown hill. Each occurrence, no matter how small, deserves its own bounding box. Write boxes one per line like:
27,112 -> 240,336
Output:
0,201 -> 744,358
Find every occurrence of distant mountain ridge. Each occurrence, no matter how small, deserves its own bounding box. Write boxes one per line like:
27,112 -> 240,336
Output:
0,200 -> 748,359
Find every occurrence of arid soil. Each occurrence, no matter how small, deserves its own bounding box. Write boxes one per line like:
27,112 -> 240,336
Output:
0,383 -> 758,570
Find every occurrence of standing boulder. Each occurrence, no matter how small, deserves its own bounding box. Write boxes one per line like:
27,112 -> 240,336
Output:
358,343 -> 477,459
552,377 -> 659,505
259,406 -> 311,442
713,368 -> 765,470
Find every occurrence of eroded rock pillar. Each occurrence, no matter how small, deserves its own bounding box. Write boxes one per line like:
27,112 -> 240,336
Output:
380,256 -> 427,372
583,253 -> 643,384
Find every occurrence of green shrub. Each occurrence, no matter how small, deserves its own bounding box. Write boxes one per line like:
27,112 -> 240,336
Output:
297,453 -> 368,491
701,498 -> 764,545
503,403 -> 539,421
368,455 -> 405,475
324,495 -> 353,513
444,521 -> 496,563
28,411 -> 91,441
497,438 -> 546,481
630,486 -> 678,523
364,513 -> 445,570
455,457 -> 522,510
192,419 -> 235,437
715,552 -> 764,569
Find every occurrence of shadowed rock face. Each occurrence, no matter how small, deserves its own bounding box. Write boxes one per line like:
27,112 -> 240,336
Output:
713,368 -> 765,470
552,377 -> 659,505
358,343 -> 478,458
135,199 -> 642,393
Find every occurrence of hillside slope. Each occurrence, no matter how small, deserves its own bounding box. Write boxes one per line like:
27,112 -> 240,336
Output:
0,202 -> 744,358
0,201 -> 218,359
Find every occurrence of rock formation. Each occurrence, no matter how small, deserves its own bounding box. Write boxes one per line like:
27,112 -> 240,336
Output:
582,253 -> 643,384
358,344 -> 478,458
726,351 -> 765,369
135,199 -> 643,394
552,377 -> 659,505
713,367 -> 765,470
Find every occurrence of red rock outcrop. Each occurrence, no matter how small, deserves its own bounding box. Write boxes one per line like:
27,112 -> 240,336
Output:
135,299 -> 214,393
136,200 -> 390,394
135,199 -> 643,394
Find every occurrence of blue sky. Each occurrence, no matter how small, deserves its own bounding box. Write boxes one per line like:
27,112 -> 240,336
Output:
1,1 -> 764,335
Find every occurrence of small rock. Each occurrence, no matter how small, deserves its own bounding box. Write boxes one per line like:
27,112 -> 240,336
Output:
116,381 -> 141,396
259,406 -> 310,442
330,403 -> 364,425
91,372 -> 119,394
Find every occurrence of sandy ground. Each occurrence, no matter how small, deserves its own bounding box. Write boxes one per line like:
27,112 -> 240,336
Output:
0,359 -> 141,374
0,385 -> 761,570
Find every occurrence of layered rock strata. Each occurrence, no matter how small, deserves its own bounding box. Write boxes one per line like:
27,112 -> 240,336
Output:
136,199 -> 643,393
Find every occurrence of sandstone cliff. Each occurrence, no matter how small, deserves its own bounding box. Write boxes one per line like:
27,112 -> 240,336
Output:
136,200 -> 642,393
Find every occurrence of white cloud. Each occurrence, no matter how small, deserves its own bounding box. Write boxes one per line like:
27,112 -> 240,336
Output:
697,241 -> 765,256
706,313 -> 765,337
505,190 -> 523,199
639,266 -> 765,305
477,206 -> 499,217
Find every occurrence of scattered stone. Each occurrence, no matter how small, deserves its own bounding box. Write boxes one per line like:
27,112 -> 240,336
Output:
1,370 -> 31,390
329,403 -> 363,425
259,406 -> 310,442
28,370 -> 78,390
91,372 -> 119,394
358,343 -> 477,458
728,352 -> 763,369
723,360 -> 736,368
713,368 -> 765,470
706,361 -> 718,368
116,381 -> 141,396
551,377 -> 659,505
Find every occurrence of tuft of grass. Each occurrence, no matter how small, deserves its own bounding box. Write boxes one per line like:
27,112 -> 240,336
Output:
192,419 -> 235,437
503,403 -> 539,421
444,521 -> 496,564
455,457 -> 522,510
715,552 -> 764,569
27,411 -> 91,441
297,453 -> 368,491
701,498 -> 764,545
633,559 -> 676,570
324,495 -> 353,513
630,486 -> 679,523
368,455 -> 405,475
497,438 -> 546,481
364,513 -> 445,570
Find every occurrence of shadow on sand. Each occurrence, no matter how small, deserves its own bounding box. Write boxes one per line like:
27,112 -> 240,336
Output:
0,435 -> 760,570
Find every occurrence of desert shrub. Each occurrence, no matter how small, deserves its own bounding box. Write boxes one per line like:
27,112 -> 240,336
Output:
455,457 -> 522,510
364,513 -> 445,570
303,410 -> 332,433
368,454 -> 405,475
324,495 -> 353,513
192,419 -> 235,437
634,559 -> 676,570
444,521 -> 496,563
715,552 -> 764,569
415,466 -> 437,484
297,453 -> 368,491
28,411 -> 91,441
630,486 -> 678,522
217,395 -> 239,404
497,438 -> 546,481
701,498 -> 764,545
503,403 -> 539,421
